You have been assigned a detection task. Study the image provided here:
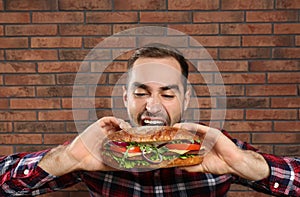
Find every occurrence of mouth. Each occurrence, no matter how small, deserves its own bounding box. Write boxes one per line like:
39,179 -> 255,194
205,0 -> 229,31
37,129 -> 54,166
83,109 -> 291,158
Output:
141,119 -> 166,126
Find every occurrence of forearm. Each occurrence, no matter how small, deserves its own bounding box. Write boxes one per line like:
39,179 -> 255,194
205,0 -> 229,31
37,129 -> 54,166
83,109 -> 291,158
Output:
233,149 -> 270,181
38,144 -> 80,176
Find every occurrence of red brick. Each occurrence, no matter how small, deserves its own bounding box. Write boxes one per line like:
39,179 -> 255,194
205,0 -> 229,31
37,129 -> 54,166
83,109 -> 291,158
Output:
0,26 -> 3,36
0,75 -> 3,85
275,145 -> 300,157
181,48 -> 217,59
221,0 -> 273,10
138,36 -> 188,48
168,0 -> 219,10
0,87 -> 35,97
86,12 -> 138,23
140,12 -> 191,23
169,24 -> 219,35
113,24 -> 166,34
228,191 -> 276,197
252,133 -> 300,144
223,98 -> 269,108
38,62 -> 87,73
221,24 -> 272,34
0,38 -> 28,48
246,11 -> 298,22
62,98 -> 111,109
273,48 -> 300,59
31,37 -> 82,48
6,0 -> 57,10
59,50 -> 89,61
194,11 -> 243,22
0,122 -> 13,132
188,73 -> 213,84
268,73 -> 300,83
59,0 -> 112,10
114,0 -> 166,10
198,109 -> 244,120
83,37 -> 104,49
0,111 -> 36,121
60,49 -> 111,61
14,122 -> 65,132
0,146 -> 13,155
38,110 -> 89,121
0,134 -> 42,144
0,62 -> 36,73
0,13 -> 30,23
246,109 -> 297,120
219,48 -> 270,60
272,98 -> 300,108
92,86 -> 115,97
274,121 -> 300,132
5,25 -> 57,36
274,24 -> 300,34
59,24 -> 111,36
32,12 -> 83,23
193,36 -> 240,47
44,134 -> 77,145
217,73 -> 265,84
296,36 -> 300,46
223,121 -> 272,132
0,1 -> 3,10
197,61 -> 248,72
84,37 -> 136,49
5,74 -> 55,85
11,98 -> 60,109
0,99 -> 8,109
37,86 -> 87,97
6,50 -> 58,61
58,73 -> 107,85
249,60 -> 300,71
0,50 -> 3,60
91,61 -> 127,73
187,98 -> 216,109
193,85 -> 244,96
276,0 -> 300,9
246,85 -> 297,96
242,36 -> 293,46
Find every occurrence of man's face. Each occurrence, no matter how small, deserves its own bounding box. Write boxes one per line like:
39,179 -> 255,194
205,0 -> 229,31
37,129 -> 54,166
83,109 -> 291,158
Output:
123,57 -> 190,127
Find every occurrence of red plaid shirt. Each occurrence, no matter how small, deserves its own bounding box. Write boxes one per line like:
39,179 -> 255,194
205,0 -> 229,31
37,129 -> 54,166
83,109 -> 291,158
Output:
1,131 -> 299,196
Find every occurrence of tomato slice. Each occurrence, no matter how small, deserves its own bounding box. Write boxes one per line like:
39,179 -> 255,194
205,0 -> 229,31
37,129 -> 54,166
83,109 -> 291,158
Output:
110,145 -> 141,153
165,143 -> 200,151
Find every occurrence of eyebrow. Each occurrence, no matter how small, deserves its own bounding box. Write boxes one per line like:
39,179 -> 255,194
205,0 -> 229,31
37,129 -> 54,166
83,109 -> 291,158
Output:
131,82 -> 180,92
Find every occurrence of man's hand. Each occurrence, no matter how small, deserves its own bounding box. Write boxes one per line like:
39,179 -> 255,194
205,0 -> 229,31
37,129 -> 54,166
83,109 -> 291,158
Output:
38,117 -> 131,176
173,123 -> 270,181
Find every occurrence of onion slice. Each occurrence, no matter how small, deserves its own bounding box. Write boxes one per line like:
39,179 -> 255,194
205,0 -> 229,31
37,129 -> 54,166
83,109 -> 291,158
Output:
141,149 -> 163,164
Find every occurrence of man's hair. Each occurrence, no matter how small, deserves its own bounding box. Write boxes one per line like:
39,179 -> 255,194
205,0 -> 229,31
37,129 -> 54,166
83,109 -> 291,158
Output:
127,43 -> 189,91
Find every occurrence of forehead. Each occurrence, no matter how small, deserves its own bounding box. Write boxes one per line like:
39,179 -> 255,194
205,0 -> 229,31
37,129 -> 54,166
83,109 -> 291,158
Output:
129,57 -> 183,87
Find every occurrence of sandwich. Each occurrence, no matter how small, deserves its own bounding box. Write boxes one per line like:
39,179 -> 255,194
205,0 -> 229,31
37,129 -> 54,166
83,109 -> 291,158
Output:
101,126 -> 205,170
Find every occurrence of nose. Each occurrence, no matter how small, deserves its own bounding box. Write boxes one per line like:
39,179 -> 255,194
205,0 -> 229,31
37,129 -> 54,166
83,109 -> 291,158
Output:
146,96 -> 163,114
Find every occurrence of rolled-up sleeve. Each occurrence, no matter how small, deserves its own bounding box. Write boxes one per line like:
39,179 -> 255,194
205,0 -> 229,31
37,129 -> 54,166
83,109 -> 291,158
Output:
255,153 -> 300,196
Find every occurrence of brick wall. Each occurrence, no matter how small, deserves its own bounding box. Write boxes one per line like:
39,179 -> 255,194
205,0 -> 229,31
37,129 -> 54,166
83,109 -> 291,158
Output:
0,0 -> 299,196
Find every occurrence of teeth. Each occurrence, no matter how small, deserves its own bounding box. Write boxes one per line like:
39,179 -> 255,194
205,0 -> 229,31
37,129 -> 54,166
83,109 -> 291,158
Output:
144,120 -> 164,125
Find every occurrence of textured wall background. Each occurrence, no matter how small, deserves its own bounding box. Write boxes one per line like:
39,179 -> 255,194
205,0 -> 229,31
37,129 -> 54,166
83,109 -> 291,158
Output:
0,0 -> 299,196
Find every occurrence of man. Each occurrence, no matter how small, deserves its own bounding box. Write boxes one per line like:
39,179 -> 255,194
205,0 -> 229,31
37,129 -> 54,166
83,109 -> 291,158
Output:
1,44 -> 299,196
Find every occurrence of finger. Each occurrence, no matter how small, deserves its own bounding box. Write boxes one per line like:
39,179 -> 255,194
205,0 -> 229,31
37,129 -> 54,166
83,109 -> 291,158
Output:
117,119 -> 132,130
173,123 -> 207,135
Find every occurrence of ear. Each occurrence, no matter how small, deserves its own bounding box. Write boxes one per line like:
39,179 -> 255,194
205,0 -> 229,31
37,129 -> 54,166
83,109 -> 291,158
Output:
183,87 -> 191,111
122,86 -> 128,108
